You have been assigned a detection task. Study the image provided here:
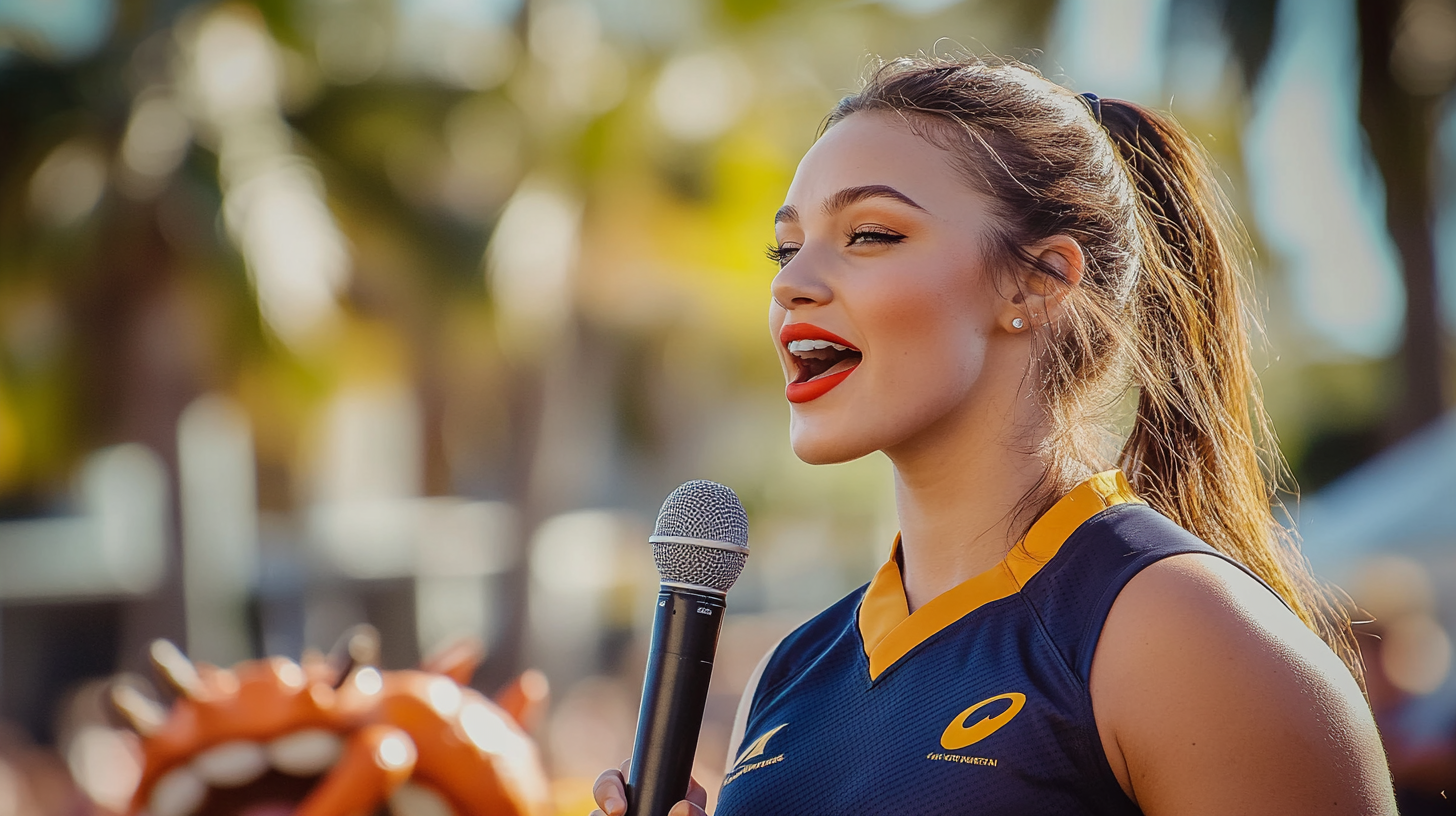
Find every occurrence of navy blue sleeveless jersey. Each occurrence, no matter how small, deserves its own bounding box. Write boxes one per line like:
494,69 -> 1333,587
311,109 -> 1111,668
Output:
714,471 -> 1275,816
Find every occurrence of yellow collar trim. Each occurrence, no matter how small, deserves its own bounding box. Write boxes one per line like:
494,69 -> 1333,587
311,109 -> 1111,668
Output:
858,470 -> 1142,681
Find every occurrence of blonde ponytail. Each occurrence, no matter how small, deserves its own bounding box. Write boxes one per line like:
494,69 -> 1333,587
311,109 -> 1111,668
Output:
1098,100 -> 1354,671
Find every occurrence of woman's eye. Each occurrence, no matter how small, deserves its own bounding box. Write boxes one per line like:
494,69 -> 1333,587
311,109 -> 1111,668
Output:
846,228 -> 905,247
766,243 -> 800,267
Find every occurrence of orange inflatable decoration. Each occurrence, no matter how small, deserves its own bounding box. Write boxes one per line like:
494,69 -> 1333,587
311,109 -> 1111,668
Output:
110,627 -> 552,816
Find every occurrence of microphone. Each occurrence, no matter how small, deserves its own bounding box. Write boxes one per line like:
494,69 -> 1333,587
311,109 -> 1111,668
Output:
626,480 -> 750,816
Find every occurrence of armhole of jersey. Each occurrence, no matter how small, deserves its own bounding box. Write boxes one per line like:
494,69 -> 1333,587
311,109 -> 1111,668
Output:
1077,547 -> 1291,680
724,636 -> 783,778
1080,548 -> 1301,812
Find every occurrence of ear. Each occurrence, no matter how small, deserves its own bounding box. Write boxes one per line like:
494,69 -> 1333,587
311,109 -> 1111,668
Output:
1000,235 -> 1085,333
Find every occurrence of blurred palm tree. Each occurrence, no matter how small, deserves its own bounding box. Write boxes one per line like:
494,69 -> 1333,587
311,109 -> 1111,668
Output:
1352,0 -> 1454,438
1212,0 -> 1454,439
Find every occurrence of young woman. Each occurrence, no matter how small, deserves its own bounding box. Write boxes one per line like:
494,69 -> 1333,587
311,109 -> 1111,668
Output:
592,55 -> 1397,815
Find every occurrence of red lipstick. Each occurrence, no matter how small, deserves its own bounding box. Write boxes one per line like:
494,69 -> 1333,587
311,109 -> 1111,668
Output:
779,323 -> 862,404
779,323 -> 856,346
786,368 -> 857,403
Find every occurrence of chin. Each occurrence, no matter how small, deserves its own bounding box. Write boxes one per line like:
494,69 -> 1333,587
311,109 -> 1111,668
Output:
787,413 -> 884,465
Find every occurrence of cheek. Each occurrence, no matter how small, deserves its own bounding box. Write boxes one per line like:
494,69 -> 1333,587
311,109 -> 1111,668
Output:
858,267 -> 992,385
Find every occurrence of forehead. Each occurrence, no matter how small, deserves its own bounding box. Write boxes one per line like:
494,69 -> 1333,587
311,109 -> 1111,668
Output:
782,111 -> 983,220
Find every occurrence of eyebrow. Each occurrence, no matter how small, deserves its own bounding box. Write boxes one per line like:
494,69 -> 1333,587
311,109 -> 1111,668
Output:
774,184 -> 926,225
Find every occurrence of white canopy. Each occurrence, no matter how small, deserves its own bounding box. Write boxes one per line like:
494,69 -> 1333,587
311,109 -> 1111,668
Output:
1296,412 -> 1456,578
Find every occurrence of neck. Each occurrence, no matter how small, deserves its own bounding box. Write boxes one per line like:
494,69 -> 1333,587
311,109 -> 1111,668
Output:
885,384 -> 1054,613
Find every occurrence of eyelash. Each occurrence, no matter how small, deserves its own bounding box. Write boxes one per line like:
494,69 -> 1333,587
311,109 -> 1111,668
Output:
847,228 -> 904,247
765,243 -> 799,266
765,229 -> 906,268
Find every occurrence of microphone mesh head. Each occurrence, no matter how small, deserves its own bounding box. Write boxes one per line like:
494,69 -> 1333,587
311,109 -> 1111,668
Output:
651,480 -> 749,592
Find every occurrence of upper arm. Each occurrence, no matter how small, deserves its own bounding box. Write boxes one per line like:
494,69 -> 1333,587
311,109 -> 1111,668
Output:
1090,553 -> 1396,816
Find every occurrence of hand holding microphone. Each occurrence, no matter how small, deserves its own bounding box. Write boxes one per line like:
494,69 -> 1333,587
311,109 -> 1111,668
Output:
591,480 -> 750,816
590,759 -> 706,816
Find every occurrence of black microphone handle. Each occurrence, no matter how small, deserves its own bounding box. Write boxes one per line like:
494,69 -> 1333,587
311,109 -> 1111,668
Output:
626,587 -> 726,816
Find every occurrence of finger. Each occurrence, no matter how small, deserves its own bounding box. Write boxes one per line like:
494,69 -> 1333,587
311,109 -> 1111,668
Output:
592,768 -> 623,796
667,801 -> 708,816
592,769 -> 627,816
619,757 -> 632,775
594,793 -> 626,816
685,775 -> 708,809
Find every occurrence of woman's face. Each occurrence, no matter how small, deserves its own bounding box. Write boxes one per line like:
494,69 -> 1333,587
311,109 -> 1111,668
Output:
769,111 -> 1023,465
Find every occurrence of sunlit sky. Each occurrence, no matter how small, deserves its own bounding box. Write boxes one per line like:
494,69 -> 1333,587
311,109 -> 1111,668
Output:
1050,0 -> 1169,104
0,0 -> 112,61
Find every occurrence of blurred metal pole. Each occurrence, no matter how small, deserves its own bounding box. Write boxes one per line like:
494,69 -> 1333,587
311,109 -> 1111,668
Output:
178,394 -> 259,665
480,175 -> 587,690
477,364 -> 545,692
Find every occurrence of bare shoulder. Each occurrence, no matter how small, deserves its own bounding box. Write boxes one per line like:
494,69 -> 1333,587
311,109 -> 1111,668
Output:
1089,552 -> 1396,816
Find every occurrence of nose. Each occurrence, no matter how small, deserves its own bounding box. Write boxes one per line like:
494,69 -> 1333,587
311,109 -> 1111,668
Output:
771,253 -> 833,309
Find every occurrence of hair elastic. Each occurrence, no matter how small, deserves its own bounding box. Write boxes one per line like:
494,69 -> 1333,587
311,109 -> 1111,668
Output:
1078,92 -> 1103,124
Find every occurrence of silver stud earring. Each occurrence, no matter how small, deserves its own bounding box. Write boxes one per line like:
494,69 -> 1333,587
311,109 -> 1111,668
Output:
1012,317 -> 1025,329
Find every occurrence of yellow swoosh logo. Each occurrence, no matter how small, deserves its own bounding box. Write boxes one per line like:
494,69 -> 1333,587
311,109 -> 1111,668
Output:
733,723 -> 787,767
940,693 -> 1026,750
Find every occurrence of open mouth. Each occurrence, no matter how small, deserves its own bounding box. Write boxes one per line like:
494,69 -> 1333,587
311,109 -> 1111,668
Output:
147,729 -> 453,816
780,324 -> 862,403
787,338 -> 862,384
148,730 -> 344,816
189,769 -> 323,816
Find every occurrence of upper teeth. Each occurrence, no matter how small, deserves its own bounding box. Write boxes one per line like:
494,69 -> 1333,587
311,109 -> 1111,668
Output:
390,782 -> 454,816
193,741 -> 267,787
268,729 -> 344,776
147,728 -> 347,816
788,339 -> 851,353
149,767 -> 206,816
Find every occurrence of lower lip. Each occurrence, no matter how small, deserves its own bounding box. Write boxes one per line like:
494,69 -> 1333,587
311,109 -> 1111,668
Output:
786,365 -> 859,404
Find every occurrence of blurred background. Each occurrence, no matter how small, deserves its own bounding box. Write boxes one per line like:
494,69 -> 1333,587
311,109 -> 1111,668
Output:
0,0 -> 1454,812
